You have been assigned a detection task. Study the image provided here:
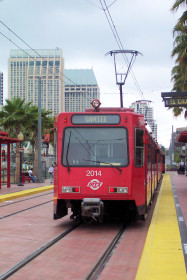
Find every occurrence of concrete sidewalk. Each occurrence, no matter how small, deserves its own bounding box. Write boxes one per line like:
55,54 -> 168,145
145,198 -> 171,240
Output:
0,178 -> 53,202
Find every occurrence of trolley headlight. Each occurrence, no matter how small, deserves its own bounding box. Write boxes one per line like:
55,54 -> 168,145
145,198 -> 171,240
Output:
109,187 -> 128,194
62,186 -> 80,193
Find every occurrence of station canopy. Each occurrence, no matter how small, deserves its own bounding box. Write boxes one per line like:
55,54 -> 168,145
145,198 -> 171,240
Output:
177,131 -> 187,143
0,131 -> 21,144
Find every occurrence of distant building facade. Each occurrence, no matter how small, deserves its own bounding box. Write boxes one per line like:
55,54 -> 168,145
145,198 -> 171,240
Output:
0,71 -> 3,107
130,100 -> 157,139
64,69 -> 100,112
8,49 -> 64,116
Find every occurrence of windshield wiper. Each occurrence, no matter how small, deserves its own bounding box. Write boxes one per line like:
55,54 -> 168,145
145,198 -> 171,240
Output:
82,159 -> 122,173
66,131 -> 72,172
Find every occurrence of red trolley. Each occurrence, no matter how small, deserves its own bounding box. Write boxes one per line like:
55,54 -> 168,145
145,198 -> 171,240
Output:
53,100 -> 163,222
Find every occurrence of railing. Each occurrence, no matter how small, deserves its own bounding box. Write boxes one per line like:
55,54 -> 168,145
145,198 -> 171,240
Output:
1,169 -> 16,185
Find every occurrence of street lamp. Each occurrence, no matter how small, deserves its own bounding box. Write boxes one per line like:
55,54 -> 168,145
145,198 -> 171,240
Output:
17,132 -> 24,186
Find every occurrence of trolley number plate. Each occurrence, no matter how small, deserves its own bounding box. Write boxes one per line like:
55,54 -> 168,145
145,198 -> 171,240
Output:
86,170 -> 102,177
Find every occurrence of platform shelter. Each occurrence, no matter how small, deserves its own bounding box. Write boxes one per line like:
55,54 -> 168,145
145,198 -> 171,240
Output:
0,131 -> 21,188
177,130 -> 187,143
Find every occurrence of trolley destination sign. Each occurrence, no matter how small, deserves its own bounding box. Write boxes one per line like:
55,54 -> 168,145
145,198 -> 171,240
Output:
72,114 -> 120,125
161,91 -> 187,108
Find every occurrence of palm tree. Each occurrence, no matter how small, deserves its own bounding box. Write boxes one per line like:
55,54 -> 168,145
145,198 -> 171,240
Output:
0,97 -> 32,182
171,0 -> 187,14
0,98 -> 54,182
171,0 -> 187,117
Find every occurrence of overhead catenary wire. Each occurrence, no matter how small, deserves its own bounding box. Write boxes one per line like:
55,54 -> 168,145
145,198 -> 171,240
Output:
0,11 -> 175,102
0,30 -> 65,87
0,20 -> 100,91
0,25 -> 95,112
108,4 -> 144,98
83,0 -> 103,10
1,2 -> 145,102
0,20 -> 78,87
101,92 -> 137,95
99,0 -> 144,98
101,0 -> 144,96
108,0 -> 117,8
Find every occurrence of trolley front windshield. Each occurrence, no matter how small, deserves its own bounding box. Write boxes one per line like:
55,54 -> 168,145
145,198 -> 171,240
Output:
62,127 -> 128,167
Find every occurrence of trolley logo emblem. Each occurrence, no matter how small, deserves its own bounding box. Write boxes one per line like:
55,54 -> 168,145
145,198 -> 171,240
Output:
87,179 -> 103,190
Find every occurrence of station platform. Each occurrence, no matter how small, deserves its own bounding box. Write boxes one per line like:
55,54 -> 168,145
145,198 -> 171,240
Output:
0,178 -> 53,202
0,173 -> 186,279
136,172 -> 187,279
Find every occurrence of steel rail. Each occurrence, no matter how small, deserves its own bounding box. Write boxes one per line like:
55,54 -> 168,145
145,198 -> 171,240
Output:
85,224 -> 127,280
0,191 -> 53,208
0,200 -> 52,219
0,221 -> 82,280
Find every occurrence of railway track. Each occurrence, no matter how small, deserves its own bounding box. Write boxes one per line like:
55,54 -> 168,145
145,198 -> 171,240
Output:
0,191 -> 53,208
0,192 -> 53,219
85,224 -> 127,280
0,219 -> 128,280
0,221 -> 82,280
0,189 -> 130,280
0,200 -> 52,219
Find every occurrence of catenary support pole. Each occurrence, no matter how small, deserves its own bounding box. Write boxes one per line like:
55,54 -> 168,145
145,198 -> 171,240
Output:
37,77 -> 43,182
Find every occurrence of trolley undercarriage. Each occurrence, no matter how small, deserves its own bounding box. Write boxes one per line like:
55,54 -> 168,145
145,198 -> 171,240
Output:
54,198 -> 138,223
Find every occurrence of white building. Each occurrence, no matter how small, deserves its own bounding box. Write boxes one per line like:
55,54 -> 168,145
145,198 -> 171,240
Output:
64,69 -> 100,112
8,49 -> 64,116
130,100 -> 157,140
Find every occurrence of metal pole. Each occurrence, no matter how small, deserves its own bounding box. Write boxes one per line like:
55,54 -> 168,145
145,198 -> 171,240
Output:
106,50 -> 142,109
7,143 -> 11,187
170,125 -> 174,166
18,142 -> 24,186
37,77 -> 43,182
119,84 -> 123,108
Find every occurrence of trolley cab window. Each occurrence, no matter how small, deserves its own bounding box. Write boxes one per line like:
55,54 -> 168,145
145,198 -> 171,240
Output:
62,127 -> 128,167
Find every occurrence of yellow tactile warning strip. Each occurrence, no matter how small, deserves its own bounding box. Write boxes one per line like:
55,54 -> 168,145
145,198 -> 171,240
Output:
135,174 -> 187,280
0,185 -> 53,202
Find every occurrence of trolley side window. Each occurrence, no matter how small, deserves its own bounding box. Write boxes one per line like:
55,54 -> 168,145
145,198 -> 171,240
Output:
135,128 -> 144,167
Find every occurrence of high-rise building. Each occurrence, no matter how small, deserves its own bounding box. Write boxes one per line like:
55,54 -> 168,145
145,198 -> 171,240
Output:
64,69 -> 100,112
8,49 -> 64,116
0,71 -> 3,107
130,100 -> 157,140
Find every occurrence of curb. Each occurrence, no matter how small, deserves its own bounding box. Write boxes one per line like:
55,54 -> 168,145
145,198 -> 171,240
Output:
0,185 -> 54,202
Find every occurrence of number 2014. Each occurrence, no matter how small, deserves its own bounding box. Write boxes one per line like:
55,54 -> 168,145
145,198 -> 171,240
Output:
86,170 -> 102,176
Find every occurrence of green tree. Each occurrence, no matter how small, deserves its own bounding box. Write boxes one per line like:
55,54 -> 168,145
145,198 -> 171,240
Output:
0,98 -> 54,182
174,149 -> 181,163
0,98 -> 32,182
24,105 -> 54,178
171,0 -> 187,117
